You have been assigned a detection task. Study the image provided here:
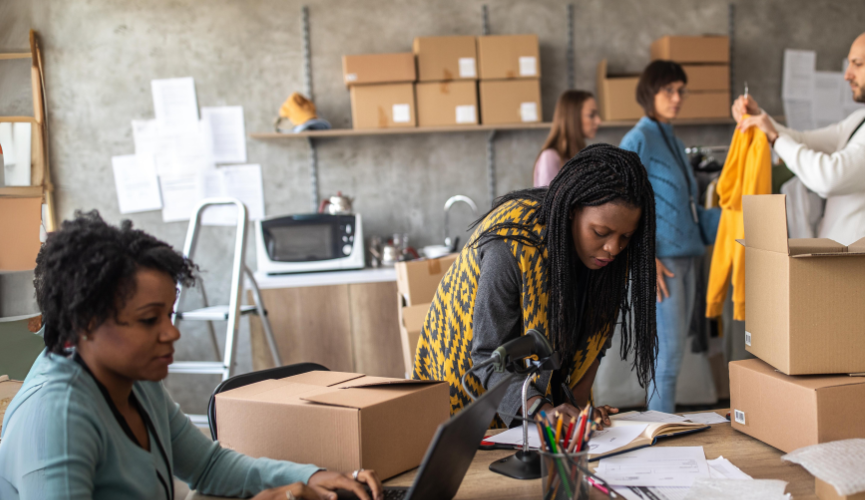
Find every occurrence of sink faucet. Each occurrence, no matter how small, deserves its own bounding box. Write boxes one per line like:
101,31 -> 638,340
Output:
444,195 -> 479,251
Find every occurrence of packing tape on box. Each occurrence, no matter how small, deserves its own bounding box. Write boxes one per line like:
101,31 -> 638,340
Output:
427,259 -> 442,275
781,439 -> 865,496
683,478 -> 790,500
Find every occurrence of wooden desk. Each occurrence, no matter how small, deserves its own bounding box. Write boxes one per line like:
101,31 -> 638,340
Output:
187,411 -> 816,500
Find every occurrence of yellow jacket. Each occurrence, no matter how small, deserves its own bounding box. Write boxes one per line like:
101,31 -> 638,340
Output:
706,121 -> 772,320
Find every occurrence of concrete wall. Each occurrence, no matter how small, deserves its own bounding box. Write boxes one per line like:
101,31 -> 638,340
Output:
3,0 -> 864,413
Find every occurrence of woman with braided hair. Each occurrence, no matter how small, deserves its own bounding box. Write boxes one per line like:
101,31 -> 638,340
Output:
413,144 -> 657,428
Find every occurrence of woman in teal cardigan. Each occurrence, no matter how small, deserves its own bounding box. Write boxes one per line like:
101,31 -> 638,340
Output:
0,212 -> 383,500
619,61 -> 720,414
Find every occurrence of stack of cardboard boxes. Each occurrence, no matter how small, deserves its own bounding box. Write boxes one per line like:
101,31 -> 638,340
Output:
344,34 -> 542,129
596,35 -> 730,121
729,196 -> 865,475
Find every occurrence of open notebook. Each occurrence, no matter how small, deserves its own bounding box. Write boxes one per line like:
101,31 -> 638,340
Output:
588,412 -> 710,460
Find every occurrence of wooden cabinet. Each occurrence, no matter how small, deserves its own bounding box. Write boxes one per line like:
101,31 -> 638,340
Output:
248,281 -> 404,378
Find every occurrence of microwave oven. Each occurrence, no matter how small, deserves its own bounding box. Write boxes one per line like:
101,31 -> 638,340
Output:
255,213 -> 364,274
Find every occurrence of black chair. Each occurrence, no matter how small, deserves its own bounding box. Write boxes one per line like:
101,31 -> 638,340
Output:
207,362 -> 329,440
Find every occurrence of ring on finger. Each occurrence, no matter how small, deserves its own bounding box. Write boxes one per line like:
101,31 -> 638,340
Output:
286,492 -> 297,500
352,468 -> 365,481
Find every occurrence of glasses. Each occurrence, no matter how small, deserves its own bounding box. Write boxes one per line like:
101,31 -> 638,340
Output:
661,86 -> 689,99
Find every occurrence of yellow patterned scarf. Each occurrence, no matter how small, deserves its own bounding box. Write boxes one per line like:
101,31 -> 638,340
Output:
412,199 -> 611,423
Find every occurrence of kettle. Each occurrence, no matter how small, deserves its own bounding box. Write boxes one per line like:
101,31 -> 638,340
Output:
318,191 -> 354,215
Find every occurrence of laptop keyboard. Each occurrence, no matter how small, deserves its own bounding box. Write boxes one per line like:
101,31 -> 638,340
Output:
382,489 -> 408,500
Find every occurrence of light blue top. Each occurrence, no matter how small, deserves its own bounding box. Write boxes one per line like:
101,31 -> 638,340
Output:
0,349 -> 321,499
620,117 -> 720,258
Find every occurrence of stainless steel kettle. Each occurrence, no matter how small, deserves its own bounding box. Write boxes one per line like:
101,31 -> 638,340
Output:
318,191 -> 354,215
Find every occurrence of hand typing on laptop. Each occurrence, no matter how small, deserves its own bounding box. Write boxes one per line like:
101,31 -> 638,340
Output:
251,469 -> 384,500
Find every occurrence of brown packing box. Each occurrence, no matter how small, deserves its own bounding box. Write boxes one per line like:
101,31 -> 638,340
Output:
740,195 -> 865,375
216,371 -> 449,480
478,79 -> 542,125
0,197 -> 42,271
596,59 -> 642,121
395,254 -> 458,307
677,91 -> 730,119
398,300 -> 431,375
682,64 -> 729,91
816,478 -> 865,500
342,53 -> 416,87
413,36 -> 477,82
0,375 -> 24,443
651,35 -> 730,63
415,81 -> 478,127
476,34 -> 540,80
729,359 -> 865,453
349,83 -> 416,130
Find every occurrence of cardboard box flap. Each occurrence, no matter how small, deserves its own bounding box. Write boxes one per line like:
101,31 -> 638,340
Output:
787,238 -> 847,256
335,376 -> 440,389
848,237 -> 865,253
401,303 -> 430,329
741,359 -> 865,390
282,371 -> 365,387
217,380 -> 333,404
301,386 -> 428,410
742,195 -> 789,253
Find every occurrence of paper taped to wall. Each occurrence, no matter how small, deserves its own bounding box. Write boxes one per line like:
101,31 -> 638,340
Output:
201,106 -> 247,164
151,77 -> 200,135
111,154 -> 162,214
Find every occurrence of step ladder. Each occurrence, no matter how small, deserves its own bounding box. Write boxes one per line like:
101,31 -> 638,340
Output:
169,198 -> 282,425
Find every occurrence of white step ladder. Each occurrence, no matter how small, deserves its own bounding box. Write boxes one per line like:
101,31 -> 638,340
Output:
169,199 -> 282,424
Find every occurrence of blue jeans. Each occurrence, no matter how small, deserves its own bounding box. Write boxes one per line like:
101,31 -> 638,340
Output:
647,256 -> 699,413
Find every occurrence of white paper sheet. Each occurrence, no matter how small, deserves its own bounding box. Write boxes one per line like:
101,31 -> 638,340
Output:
0,122 -> 32,186
587,423 -> 648,455
596,446 -> 711,487
112,155 -> 162,214
616,455 -> 751,500
151,77 -> 199,135
783,49 -> 816,100
484,426 -> 542,449
613,411 -> 689,424
201,106 -> 247,164
813,71 -> 845,129
159,173 -> 202,223
707,456 -> 752,480
134,118 -> 214,176
200,164 -> 265,226
683,412 -> 729,425
682,478 -> 789,500
783,99 -> 815,131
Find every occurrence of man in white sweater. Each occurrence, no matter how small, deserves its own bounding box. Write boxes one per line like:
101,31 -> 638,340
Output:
735,32 -> 865,245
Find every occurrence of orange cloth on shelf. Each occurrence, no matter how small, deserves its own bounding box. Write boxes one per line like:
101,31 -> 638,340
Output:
706,119 -> 772,321
279,92 -> 318,126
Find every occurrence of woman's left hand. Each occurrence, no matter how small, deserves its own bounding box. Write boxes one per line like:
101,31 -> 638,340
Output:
307,469 -> 384,500
591,405 -> 619,430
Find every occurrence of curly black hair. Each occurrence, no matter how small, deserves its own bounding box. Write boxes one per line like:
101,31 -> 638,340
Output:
471,143 -> 658,387
34,210 -> 196,354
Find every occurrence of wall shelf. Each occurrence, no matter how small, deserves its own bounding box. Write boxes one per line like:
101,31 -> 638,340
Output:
250,117 -> 734,140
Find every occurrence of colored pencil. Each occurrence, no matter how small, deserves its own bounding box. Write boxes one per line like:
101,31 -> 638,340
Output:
554,414 -> 564,446
563,416 -> 576,449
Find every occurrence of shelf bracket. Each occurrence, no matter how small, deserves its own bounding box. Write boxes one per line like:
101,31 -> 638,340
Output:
301,5 -> 319,210
728,3 -> 735,107
486,131 -> 497,207
567,4 -> 575,89
482,5 -> 490,36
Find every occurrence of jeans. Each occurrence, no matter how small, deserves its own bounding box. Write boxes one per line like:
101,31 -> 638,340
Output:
647,256 -> 700,413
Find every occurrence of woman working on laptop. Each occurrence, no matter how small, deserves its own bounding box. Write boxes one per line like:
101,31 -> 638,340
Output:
0,212 -> 383,500
412,144 -> 658,429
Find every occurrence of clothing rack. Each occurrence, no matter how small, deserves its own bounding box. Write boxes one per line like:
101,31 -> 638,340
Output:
685,145 -> 730,155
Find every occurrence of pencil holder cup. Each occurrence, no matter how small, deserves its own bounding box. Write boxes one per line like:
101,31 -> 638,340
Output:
539,451 -> 592,500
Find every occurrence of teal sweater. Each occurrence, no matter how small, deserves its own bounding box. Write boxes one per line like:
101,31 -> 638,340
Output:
0,349 -> 321,499
620,117 -> 720,258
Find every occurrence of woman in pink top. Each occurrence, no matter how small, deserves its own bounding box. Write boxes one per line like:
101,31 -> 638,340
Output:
534,90 -> 602,187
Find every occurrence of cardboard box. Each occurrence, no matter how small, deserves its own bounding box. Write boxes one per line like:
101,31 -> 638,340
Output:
596,59 -> 643,121
682,64 -> 729,91
730,359 -> 865,453
0,375 -> 24,443
651,35 -> 730,63
816,478 -> 865,500
216,371 -> 449,480
741,195 -> 865,375
0,197 -> 42,271
395,254 -> 458,306
677,91 -> 730,119
478,79 -> 542,125
398,300 -> 431,376
416,81 -> 478,127
476,34 -> 540,80
342,52 -> 416,87
349,83 -> 416,130
413,36 -> 478,82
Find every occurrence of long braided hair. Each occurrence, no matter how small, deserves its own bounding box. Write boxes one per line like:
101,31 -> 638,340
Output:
472,143 -> 657,387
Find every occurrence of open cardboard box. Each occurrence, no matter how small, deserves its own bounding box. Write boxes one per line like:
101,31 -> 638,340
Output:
216,371 -> 449,480
398,299 -> 430,376
816,477 -> 865,500
596,59 -> 642,121
730,358 -> 865,453
741,195 -> 865,375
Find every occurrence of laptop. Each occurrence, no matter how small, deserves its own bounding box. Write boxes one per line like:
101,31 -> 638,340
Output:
337,375 -> 514,500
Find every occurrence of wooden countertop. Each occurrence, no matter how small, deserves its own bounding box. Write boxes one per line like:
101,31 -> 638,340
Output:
248,267 -> 397,290
187,410 -> 816,499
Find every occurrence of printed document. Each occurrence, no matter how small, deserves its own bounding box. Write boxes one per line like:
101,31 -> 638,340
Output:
111,154 -> 162,214
596,446 -> 711,487
202,106 -> 247,164
151,77 -> 199,135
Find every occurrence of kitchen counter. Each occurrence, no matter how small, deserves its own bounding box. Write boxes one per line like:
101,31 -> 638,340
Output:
249,267 -> 396,290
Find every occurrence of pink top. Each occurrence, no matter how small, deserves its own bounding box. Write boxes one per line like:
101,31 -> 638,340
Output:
533,149 -> 564,187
